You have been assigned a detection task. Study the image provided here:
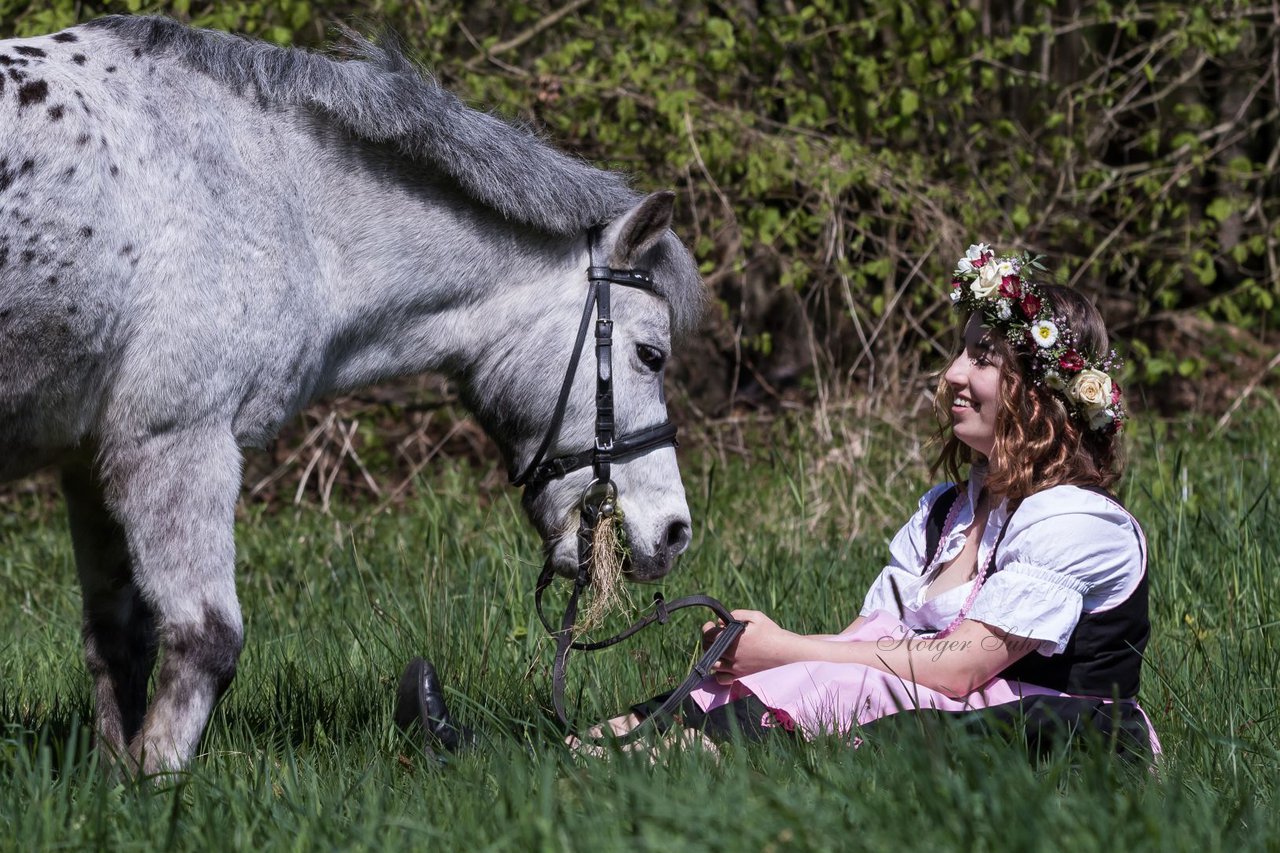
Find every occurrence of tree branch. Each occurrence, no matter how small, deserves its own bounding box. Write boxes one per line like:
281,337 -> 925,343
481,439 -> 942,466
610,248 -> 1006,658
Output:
464,0 -> 594,70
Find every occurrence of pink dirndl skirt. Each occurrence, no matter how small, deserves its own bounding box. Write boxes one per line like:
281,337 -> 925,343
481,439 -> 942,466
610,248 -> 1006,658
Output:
686,610 -> 1161,754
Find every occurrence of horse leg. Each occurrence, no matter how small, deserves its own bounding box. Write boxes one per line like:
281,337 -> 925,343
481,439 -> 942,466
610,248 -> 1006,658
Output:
62,461 -> 158,761
101,426 -> 244,774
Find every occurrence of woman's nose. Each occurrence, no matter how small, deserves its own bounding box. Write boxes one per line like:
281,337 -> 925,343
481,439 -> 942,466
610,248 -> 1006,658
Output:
943,354 -> 967,387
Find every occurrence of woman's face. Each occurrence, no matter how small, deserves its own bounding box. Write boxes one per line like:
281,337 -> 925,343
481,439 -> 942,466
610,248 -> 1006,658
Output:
944,314 -> 1003,458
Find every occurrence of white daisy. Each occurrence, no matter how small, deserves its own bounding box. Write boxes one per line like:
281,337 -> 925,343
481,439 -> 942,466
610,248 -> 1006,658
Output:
1030,319 -> 1059,348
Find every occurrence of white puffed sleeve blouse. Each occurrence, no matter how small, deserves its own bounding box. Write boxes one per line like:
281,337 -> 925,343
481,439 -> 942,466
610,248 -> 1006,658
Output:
858,468 -> 1146,657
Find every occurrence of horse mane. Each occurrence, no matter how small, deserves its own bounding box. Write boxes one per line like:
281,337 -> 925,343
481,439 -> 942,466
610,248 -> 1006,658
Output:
82,15 -> 640,237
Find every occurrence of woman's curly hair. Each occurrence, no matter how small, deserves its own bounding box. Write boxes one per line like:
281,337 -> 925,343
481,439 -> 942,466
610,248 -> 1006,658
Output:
933,285 -> 1124,500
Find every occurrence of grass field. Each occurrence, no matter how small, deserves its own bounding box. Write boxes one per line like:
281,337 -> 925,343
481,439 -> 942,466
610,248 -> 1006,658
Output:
1,407 -> 1277,850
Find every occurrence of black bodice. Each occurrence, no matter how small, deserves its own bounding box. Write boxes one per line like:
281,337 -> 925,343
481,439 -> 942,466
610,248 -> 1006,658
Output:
925,483 -> 1149,699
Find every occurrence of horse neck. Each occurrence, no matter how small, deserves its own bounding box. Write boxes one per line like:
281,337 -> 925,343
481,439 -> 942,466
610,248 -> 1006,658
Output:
305,156 -> 583,403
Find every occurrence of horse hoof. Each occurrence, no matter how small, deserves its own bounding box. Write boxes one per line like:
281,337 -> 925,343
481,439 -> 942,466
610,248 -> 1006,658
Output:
395,657 -> 475,754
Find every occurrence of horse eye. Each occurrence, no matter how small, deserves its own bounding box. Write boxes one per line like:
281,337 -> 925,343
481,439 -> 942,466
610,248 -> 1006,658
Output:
636,344 -> 667,371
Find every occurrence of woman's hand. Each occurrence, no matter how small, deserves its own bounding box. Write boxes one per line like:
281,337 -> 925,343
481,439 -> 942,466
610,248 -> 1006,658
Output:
701,609 -> 803,684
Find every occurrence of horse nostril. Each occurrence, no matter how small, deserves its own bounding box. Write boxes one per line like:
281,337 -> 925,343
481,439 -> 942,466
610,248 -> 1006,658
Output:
664,520 -> 692,557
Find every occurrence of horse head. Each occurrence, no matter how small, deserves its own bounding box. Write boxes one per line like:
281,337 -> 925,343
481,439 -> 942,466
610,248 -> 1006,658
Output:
474,192 -> 700,582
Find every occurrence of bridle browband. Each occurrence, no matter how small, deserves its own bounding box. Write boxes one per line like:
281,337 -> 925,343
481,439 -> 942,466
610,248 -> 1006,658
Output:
516,226 -> 745,745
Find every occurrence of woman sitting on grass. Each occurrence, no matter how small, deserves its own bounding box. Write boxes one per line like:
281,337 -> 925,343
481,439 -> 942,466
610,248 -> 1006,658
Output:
581,243 -> 1158,757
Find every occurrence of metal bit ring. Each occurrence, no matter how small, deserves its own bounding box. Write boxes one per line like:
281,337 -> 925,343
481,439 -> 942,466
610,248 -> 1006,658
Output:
581,479 -> 617,516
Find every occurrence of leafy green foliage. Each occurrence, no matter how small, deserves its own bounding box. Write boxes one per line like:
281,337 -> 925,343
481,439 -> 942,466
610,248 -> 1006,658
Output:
2,1 -> 1275,411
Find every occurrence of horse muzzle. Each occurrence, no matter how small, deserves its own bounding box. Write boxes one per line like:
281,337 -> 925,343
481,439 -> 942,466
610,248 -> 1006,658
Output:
544,512 -> 690,581
624,516 -> 691,581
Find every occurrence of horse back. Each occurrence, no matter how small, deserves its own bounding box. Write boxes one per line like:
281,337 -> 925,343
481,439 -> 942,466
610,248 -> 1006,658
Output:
0,25 -> 323,469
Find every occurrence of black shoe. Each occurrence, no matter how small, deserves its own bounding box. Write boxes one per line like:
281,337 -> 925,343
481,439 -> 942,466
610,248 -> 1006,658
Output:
395,657 -> 476,754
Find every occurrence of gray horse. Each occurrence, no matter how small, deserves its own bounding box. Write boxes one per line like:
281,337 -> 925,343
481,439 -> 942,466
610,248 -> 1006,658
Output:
0,16 -> 702,773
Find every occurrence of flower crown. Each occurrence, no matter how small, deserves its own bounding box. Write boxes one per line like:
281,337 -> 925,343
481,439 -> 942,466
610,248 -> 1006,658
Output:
949,243 -> 1126,434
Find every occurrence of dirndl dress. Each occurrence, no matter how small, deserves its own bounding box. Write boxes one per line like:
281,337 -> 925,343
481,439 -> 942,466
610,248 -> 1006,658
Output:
651,476 -> 1162,756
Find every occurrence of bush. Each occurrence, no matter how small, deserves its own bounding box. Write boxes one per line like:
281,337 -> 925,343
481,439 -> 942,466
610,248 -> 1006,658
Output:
4,1 -> 1276,427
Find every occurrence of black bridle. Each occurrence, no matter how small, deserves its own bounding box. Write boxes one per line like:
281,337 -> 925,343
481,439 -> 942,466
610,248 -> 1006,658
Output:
513,227 -> 745,744
509,229 -> 678,495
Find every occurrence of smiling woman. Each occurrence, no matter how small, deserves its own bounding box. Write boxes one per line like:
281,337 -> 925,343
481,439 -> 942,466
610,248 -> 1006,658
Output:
557,243 -> 1157,758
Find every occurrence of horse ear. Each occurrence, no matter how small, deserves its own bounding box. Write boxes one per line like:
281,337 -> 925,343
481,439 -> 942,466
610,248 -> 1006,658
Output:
609,191 -> 675,266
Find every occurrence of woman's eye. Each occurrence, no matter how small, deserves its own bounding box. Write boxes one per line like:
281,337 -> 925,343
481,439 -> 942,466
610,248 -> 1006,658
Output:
968,348 -> 994,367
636,344 -> 667,371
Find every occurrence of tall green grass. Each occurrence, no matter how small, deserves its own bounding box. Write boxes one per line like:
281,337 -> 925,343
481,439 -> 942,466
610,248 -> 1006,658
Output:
0,409 -> 1276,850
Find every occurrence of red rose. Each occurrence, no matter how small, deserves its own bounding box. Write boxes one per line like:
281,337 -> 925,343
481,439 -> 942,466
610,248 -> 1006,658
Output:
998,275 -> 1022,299
1059,349 -> 1085,372
1019,293 -> 1041,319
1111,381 -> 1122,405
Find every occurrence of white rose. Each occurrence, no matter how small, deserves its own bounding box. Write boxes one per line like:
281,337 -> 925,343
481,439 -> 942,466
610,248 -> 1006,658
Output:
970,262 -> 1003,299
1070,369 -> 1113,411
965,243 -> 990,261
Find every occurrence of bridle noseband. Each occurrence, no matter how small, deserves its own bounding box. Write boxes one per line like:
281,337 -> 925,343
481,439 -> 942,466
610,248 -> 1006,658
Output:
514,227 -> 745,744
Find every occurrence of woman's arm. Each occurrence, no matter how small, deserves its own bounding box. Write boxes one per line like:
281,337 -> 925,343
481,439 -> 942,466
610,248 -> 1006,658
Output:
705,610 -> 1039,699
799,614 -> 867,642
701,615 -> 867,646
